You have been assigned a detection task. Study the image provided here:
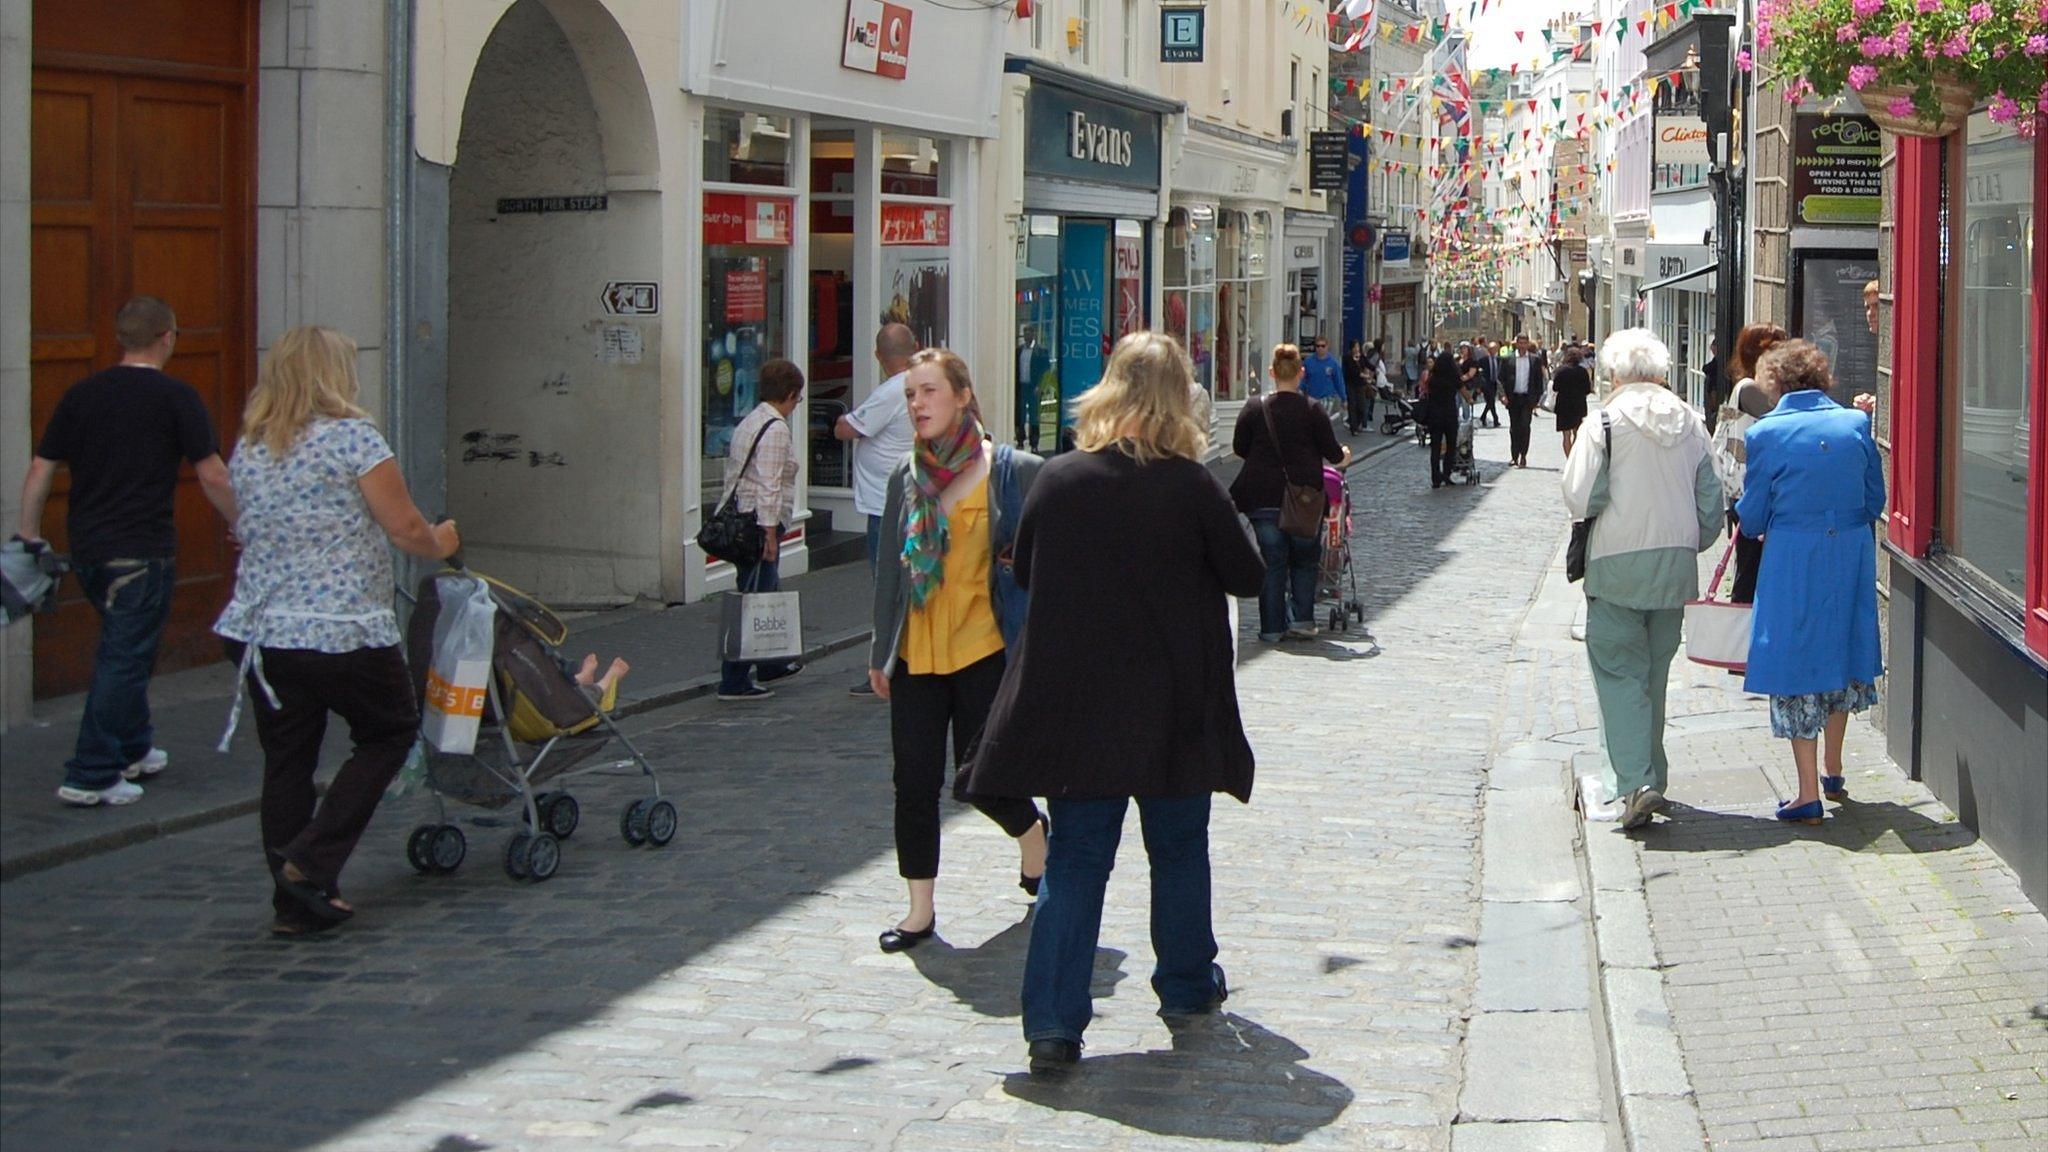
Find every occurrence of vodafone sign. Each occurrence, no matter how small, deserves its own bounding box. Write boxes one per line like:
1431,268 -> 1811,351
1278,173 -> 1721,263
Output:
842,0 -> 913,81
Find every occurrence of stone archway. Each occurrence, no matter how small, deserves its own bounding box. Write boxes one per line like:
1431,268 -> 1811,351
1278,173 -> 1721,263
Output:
445,0 -> 661,605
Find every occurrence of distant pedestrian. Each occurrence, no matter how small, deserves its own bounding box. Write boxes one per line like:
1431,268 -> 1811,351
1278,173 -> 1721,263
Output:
1737,341 -> 1885,826
1343,341 -> 1371,435
1503,333 -> 1548,468
1561,330 -> 1723,830
212,326 -> 460,935
1477,339 -> 1502,427
716,360 -> 806,701
1424,350 -> 1472,489
837,323 -> 919,695
1016,324 -> 1051,452
1231,344 -> 1349,640
1363,339 -> 1384,427
1713,323 -> 1789,604
1403,341 -> 1423,395
866,349 -> 1048,953
1301,337 -> 1346,422
957,330 -> 1266,1076
1551,344 -> 1594,458
16,296 -> 239,808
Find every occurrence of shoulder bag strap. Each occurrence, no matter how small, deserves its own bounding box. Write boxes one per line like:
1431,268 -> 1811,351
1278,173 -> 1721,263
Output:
717,419 -> 776,509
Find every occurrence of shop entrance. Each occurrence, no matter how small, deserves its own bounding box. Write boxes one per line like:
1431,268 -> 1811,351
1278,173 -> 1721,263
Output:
1016,215 -> 1147,452
445,0 -> 660,605
27,0 -> 254,696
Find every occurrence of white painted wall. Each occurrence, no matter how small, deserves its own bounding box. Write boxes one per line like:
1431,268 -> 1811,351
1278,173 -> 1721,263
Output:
446,0 -> 663,606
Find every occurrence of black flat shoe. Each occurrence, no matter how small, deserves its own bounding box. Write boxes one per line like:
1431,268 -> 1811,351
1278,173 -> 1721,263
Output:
275,867 -> 352,923
1027,1038 -> 1081,1075
878,920 -> 936,953
1161,962 -> 1229,1016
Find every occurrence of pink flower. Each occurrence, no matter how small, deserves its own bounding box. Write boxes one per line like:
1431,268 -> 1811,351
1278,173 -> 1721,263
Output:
1838,24 -> 1859,43
1944,33 -> 1972,57
1736,49 -> 1755,71
1849,63 -> 1879,88
1968,1 -> 1992,20
1888,95 -> 1918,117
1986,93 -> 2020,123
1851,0 -> 1882,15
1917,0 -> 1940,11
2028,34 -> 2048,55
1862,35 -> 1893,56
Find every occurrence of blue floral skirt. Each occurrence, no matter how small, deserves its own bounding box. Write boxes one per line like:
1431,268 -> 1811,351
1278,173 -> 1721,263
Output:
1769,680 -> 1879,741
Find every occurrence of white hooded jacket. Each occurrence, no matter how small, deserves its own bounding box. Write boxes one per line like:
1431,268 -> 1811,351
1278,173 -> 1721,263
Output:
1561,382 -> 1724,609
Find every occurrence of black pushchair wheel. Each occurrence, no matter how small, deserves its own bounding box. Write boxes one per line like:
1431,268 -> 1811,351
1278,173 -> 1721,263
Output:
1327,607 -> 1344,633
1351,601 -> 1365,623
523,833 -> 561,881
431,824 -> 466,873
644,799 -> 678,848
621,799 -> 650,846
406,825 -> 437,874
539,793 -> 579,840
505,832 -> 532,879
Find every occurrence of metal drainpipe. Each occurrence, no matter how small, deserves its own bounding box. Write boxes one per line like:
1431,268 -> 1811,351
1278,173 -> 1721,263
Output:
383,0 -> 416,591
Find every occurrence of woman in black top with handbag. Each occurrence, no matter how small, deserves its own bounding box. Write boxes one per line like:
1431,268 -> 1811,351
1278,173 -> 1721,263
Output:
1423,349 -> 1473,489
1230,344 -> 1349,642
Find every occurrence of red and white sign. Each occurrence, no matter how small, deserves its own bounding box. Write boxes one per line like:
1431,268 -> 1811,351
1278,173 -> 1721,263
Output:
704,193 -> 792,246
725,270 -> 767,323
842,0 -> 912,80
879,203 -> 950,247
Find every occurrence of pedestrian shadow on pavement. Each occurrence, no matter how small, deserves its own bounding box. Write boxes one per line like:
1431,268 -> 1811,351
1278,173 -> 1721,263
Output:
1001,1012 -> 1352,1142
1635,798 -> 1978,856
908,917 -> 1128,1018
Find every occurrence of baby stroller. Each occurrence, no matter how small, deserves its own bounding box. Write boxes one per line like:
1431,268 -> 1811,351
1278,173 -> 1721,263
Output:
1377,384 -> 1416,436
1317,465 -> 1366,633
401,568 -> 673,883
1448,397 -> 1481,485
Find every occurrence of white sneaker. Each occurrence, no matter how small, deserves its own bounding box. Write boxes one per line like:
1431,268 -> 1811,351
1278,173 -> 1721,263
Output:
122,747 -> 169,781
1285,622 -> 1321,639
56,780 -> 145,807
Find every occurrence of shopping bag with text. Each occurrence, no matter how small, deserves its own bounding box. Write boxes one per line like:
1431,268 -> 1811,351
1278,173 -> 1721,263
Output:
423,574 -> 496,755
721,590 -> 803,663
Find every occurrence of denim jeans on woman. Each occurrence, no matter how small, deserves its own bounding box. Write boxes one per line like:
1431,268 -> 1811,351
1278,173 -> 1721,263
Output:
719,557 -> 799,694
1248,511 -> 1320,639
64,557 -> 175,790
1021,794 -> 1221,1044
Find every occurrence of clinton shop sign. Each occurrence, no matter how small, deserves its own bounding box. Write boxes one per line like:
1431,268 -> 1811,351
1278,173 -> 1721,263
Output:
1025,85 -> 1161,190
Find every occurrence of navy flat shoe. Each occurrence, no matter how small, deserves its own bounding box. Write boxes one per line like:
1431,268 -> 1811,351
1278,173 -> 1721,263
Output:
1776,799 -> 1824,826
1027,1038 -> 1080,1075
1821,776 -> 1848,801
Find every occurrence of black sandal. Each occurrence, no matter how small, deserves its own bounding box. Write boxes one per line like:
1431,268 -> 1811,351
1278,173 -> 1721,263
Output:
275,866 -> 353,923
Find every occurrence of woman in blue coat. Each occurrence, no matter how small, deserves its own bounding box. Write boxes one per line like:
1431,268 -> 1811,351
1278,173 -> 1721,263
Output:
1736,341 -> 1886,826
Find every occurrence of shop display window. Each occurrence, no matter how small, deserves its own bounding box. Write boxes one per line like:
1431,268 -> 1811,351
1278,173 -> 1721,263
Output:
879,135 -> 952,354
1213,211 -> 1269,402
702,108 -> 797,514
1942,112 -> 2035,600
1016,215 -> 1061,453
704,109 -> 793,188
1165,205 -> 1217,395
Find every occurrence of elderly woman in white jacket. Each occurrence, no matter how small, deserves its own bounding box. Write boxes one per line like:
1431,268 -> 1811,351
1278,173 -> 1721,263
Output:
1562,329 -> 1725,830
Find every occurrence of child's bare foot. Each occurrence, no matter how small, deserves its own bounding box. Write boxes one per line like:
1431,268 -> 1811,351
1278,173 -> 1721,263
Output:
575,653 -> 600,685
595,657 -> 631,693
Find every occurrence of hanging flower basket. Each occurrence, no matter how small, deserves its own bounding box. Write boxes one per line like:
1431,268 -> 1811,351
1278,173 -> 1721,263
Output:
1859,75 -> 1981,138
1747,1 -> 2047,140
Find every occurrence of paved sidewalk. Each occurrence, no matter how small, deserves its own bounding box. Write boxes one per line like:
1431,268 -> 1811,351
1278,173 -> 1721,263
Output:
1515,535 -> 2048,1150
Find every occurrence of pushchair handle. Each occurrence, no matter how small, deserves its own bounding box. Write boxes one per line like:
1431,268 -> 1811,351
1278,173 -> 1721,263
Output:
430,515 -> 465,571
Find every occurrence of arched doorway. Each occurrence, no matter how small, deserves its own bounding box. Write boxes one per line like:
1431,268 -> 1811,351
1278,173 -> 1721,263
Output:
446,0 -> 661,605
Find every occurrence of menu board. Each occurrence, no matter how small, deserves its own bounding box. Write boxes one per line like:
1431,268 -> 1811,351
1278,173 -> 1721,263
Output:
1793,251 -> 1881,410
1792,114 -> 1882,226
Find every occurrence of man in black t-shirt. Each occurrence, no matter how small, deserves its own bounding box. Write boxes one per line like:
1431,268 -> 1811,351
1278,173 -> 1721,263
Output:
16,296 -> 239,807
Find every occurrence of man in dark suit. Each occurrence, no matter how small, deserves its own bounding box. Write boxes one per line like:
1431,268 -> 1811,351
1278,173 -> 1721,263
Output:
1502,332 -> 1548,468
1478,339 -> 1502,427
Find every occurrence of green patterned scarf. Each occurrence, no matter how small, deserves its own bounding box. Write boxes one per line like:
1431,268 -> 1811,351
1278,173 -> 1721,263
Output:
901,412 -> 986,609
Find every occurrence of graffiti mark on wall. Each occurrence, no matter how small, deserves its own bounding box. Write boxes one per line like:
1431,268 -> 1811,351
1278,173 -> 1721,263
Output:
540,373 -> 570,396
462,430 -> 522,463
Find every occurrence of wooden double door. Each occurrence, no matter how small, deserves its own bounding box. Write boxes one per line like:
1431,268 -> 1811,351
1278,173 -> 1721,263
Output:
29,0 -> 254,696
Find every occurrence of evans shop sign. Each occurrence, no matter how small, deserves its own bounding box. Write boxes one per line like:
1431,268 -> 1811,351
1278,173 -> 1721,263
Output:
1025,85 -> 1160,189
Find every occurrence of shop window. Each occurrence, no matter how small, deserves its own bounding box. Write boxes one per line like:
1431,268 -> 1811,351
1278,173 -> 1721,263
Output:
808,128 -> 857,487
1016,215 -> 1061,453
1214,210 -> 1268,402
879,135 -> 951,352
704,108 -> 793,188
1165,204 -> 1217,396
1941,112 -> 2034,600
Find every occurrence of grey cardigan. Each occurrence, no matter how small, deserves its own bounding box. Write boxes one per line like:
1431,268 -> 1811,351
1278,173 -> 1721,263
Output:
869,446 -> 1043,677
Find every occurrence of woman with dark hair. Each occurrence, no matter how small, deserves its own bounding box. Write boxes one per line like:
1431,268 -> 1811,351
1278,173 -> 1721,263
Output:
1550,344 -> 1594,457
1738,340 -> 1885,826
1422,350 -> 1469,489
1714,323 -> 1789,603
715,359 -> 808,701
1343,341 -> 1371,435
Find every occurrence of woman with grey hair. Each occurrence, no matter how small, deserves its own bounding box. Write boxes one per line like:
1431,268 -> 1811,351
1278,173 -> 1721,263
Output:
1561,329 -> 1724,830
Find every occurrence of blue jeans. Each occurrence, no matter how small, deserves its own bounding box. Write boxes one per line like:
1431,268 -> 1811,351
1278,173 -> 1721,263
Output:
719,558 -> 798,693
1249,512 -> 1320,639
1022,794 -> 1219,1043
64,558 -> 175,789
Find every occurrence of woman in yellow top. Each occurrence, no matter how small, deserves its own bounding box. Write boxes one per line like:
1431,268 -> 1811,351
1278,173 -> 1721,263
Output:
867,348 -> 1047,953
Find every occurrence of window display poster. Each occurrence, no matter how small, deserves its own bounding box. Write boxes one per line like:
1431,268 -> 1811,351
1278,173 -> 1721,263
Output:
880,247 -> 949,350
1115,234 -> 1145,337
1059,220 -> 1110,429
1792,252 -> 1881,410
726,271 -> 767,324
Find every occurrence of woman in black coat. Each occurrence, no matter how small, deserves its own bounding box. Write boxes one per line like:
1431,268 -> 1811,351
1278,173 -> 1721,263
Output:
958,331 -> 1265,1077
1550,344 -> 1594,457
1424,349 -> 1471,488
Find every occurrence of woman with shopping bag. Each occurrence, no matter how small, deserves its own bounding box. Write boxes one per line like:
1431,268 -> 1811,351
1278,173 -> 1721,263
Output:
714,360 -> 806,701
1736,341 -> 1885,826
867,349 -> 1049,953
213,326 -> 459,936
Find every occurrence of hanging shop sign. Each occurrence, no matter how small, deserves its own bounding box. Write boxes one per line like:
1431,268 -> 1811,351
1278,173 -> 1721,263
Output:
1380,283 -> 1417,313
1025,84 -> 1162,189
879,203 -> 951,247
703,194 -> 793,246
1309,131 -> 1349,192
1382,230 -> 1410,269
1654,113 -> 1710,167
1792,114 -> 1882,227
842,0 -> 912,80
1160,5 -> 1205,63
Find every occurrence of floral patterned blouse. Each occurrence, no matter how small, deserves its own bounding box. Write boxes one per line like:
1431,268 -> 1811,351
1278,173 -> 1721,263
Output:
213,418 -> 400,653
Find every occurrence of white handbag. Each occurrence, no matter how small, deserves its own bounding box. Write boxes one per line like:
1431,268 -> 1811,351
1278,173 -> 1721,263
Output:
1683,540 -> 1751,672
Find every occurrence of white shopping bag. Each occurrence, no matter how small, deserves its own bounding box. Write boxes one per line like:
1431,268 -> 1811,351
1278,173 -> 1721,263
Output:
422,574 -> 495,755
1683,541 -> 1751,672
722,590 -> 803,663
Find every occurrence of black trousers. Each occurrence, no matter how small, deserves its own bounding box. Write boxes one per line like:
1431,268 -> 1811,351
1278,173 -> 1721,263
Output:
1507,399 -> 1535,459
891,652 -> 1043,880
1429,423 -> 1457,486
228,642 -> 418,922
1728,509 -> 1765,603
1346,383 -> 1374,432
1480,389 -> 1500,426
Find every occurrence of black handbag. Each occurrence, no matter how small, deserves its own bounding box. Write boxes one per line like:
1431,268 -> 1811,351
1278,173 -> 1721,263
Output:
1261,396 -> 1326,538
1566,410 -> 1612,583
697,422 -> 774,566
